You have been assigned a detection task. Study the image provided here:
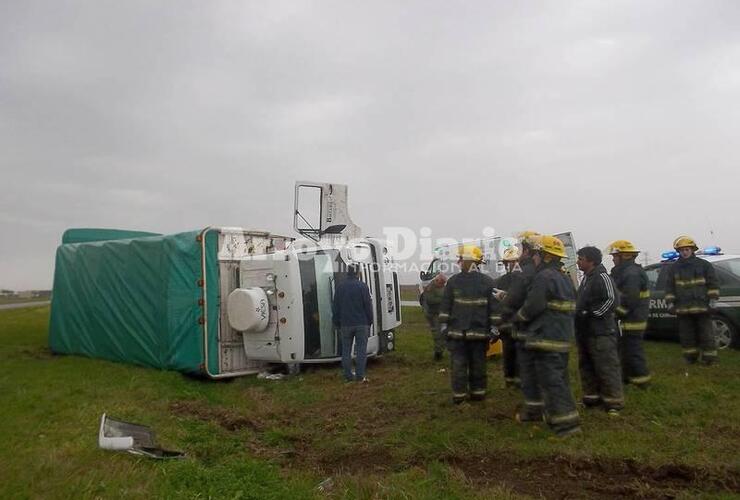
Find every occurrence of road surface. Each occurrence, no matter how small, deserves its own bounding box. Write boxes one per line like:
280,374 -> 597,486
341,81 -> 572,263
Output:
0,301 -> 50,311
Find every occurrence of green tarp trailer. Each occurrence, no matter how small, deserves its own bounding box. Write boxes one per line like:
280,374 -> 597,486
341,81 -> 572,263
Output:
49,227 -> 291,378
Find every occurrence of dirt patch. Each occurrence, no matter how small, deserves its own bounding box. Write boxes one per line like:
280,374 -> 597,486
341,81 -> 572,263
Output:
444,453 -> 740,499
19,347 -> 54,360
169,400 -> 266,432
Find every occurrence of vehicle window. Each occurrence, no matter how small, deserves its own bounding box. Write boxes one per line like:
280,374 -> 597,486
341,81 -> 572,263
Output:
645,266 -> 661,290
655,265 -> 671,291
299,250 -> 340,359
714,259 -> 740,285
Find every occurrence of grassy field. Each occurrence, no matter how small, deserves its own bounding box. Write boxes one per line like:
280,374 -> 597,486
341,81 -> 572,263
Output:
1,305 -> 739,499
400,285 -> 419,302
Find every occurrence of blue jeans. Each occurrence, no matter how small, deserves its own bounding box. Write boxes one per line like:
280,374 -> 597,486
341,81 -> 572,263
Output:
340,325 -> 370,381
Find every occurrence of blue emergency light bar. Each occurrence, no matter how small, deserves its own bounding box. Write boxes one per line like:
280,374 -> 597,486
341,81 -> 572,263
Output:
662,246 -> 722,261
661,251 -> 679,261
699,246 -> 722,256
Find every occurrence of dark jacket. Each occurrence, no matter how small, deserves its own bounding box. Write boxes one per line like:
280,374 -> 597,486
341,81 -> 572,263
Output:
515,260 -> 576,352
665,255 -> 720,315
491,270 -> 529,332
332,277 -> 374,328
611,260 -> 650,332
576,263 -> 619,337
421,281 -> 445,315
519,257 -> 537,281
439,270 -> 496,340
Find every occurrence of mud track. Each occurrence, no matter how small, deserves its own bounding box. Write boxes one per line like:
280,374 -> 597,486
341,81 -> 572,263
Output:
169,397 -> 739,499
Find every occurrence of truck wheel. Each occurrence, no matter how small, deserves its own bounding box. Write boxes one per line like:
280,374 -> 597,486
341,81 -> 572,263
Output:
286,363 -> 301,376
712,315 -> 737,350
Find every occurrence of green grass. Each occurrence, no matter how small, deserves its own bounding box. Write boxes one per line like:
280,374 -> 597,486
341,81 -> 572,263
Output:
400,285 -> 419,302
1,305 -> 739,499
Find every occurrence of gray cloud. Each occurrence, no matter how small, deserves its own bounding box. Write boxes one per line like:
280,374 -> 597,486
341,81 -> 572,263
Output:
2,0 -> 740,288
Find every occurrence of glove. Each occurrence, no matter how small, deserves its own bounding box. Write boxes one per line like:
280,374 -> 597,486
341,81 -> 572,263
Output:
439,323 -> 449,336
493,289 -> 507,301
667,303 -> 676,315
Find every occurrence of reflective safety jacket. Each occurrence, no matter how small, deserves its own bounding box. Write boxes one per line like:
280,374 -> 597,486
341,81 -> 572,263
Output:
491,270 -> 528,333
665,256 -> 720,315
515,261 -> 576,352
576,263 -> 619,337
611,261 -> 650,333
439,270 -> 496,340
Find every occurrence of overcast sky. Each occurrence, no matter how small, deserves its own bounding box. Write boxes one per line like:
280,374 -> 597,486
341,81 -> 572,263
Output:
2,0 -> 740,289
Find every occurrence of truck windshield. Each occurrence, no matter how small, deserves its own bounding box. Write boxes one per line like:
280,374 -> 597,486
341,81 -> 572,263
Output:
299,250 -> 342,359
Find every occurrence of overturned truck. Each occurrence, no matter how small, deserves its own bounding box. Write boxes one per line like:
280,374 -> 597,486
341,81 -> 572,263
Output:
49,182 -> 402,378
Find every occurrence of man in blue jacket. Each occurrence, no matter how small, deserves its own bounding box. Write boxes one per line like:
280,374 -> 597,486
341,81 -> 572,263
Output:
333,264 -> 374,382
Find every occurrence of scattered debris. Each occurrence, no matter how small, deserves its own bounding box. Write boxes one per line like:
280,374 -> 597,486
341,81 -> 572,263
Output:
98,413 -> 185,459
316,477 -> 334,493
257,372 -> 286,380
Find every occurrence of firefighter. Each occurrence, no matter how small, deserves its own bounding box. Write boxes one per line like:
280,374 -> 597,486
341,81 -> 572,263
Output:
516,231 -> 540,280
491,246 -> 528,387
514,235 -> 581,437
439,244 -> 497,404
421,273 -> 448,361
606,240 -> 651,387
665,236 -> 720,365
575,246 -> 625,415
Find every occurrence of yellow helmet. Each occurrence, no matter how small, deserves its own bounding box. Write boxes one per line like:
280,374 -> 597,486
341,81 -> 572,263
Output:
673,235 -> 698,250
536,235 -> 567,258
500,246 -> 521,262
458,244 -> 484,262
516,231 -> 541,246
606,240 -> 640,255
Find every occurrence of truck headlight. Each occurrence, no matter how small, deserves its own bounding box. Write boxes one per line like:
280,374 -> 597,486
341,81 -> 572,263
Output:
387,331 -> 394,341
387,341 -> 394,351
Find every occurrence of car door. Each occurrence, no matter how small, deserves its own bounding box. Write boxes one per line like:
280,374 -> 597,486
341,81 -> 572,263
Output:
645,263 -> 677,339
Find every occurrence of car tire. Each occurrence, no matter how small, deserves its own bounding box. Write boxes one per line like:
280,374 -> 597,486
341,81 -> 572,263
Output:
711,315 -> 737,350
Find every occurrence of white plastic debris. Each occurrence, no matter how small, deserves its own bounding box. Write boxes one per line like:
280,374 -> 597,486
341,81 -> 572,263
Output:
98,413 -> 184,459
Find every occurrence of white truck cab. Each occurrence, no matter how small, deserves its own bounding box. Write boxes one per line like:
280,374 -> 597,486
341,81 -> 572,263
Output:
215,182 -> 401,375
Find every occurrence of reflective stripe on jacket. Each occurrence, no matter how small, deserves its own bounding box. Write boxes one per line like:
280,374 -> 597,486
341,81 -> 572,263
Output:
576,264 -> 619,337
665,256 -> 720,315
611,261 -> 650,332
439,270 -> 496,338
515,261 -> 576,352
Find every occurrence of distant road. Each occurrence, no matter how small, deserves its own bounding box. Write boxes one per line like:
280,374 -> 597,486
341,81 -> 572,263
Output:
400,301 -> 420,307
0,301 -> 50,311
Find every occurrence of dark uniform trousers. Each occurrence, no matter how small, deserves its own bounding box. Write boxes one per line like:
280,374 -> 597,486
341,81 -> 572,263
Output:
577,333 -> 624,410
425,312 -> 445,356
501,328 -> 519,385
678,314 -> 716,363
448,338 -> 488,401
618,330 -> 651,386
422,283 -> 446,356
